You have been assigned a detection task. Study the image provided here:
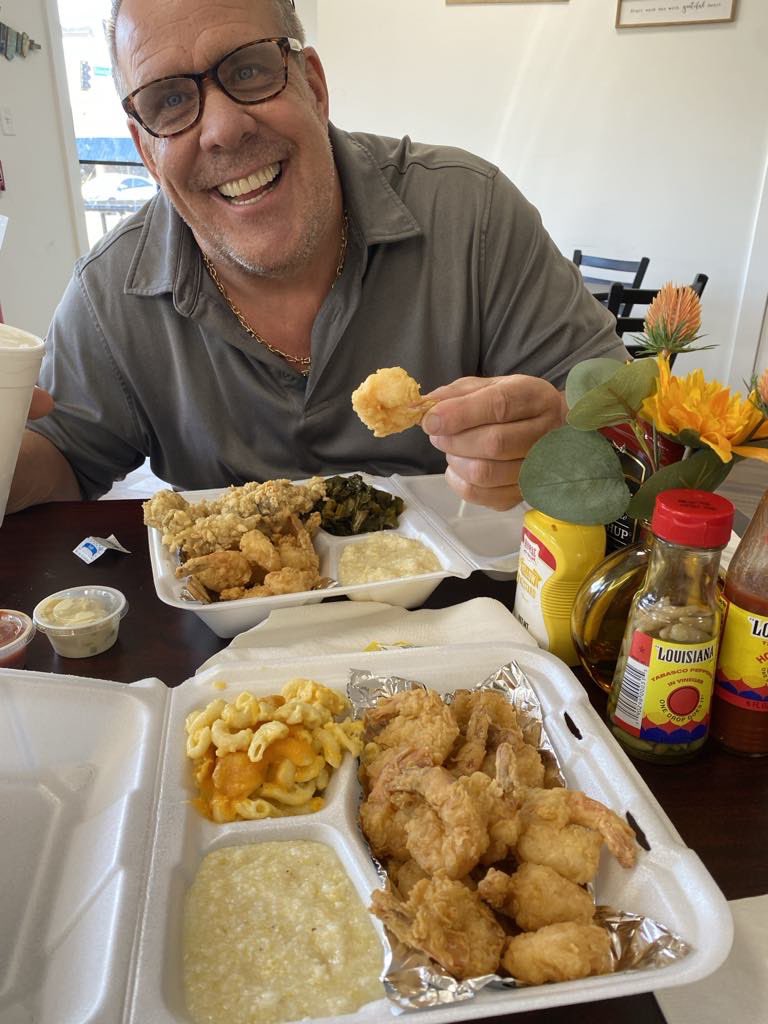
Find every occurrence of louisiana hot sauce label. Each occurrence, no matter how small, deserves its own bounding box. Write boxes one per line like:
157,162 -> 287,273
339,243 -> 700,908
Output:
715,604 -> 768,713
612,631 -> 717,744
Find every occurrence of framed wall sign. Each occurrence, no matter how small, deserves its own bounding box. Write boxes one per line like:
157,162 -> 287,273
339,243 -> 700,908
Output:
616,0 -> 736,28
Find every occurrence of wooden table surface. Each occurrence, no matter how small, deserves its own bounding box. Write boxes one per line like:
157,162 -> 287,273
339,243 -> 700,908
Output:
3,498 -> 766,1024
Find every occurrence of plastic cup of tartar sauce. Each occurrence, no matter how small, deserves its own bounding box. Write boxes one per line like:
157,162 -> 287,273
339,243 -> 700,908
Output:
0,609 -> 35,668
32,586 -> 128,658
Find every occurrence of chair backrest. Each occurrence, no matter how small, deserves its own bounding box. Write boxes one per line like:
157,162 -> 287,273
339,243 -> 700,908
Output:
609,274 -> 709,366
573,251 -> 650,315
573,250 -> 650,289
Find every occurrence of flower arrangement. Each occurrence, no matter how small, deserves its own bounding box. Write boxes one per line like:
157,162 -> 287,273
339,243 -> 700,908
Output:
519,284 -> 768,525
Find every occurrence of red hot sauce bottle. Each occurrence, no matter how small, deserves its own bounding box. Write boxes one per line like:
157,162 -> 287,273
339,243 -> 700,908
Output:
711,488 -> 768,756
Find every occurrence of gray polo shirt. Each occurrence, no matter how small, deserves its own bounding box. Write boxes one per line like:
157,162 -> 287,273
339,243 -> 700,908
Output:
33,125 -> 626,498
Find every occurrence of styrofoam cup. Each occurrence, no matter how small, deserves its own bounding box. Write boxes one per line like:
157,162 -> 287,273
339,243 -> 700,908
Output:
0,325 -> 45,528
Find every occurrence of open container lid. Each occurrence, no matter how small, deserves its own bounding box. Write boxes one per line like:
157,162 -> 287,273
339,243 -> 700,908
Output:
0,641 -> 733,1023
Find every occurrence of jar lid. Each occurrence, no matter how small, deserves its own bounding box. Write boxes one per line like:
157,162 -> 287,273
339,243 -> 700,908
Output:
651,489 -> 734,548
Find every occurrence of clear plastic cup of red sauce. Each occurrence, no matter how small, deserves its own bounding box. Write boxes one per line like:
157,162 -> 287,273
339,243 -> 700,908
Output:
0,609 -> 35,669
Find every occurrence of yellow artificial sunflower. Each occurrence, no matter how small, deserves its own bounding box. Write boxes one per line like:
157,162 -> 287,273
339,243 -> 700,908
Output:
641,354 -> 768,463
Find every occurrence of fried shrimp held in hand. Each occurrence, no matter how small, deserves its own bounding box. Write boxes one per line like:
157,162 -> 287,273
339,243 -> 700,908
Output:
352,367 -> 436,437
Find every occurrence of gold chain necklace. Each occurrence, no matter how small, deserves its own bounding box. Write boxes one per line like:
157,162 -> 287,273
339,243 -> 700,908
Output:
202,212 -> 349,377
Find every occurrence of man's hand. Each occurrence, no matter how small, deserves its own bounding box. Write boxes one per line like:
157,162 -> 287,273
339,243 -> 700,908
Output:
421,375 -> 566,511
29,386 -> 54,419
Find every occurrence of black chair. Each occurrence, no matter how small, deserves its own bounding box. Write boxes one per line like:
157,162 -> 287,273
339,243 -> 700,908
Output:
573,250 -> 650,313
607,274 -> 708,366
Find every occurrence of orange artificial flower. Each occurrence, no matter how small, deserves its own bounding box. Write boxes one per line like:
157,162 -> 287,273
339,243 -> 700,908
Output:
644,284 -> 702,350
759,368 -> 768,407
641,355 -> 768,463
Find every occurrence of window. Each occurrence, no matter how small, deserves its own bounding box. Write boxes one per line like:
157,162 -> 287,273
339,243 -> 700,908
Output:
57,0 -> 156,247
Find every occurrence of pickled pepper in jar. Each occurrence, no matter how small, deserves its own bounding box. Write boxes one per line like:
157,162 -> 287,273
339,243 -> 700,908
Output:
608,489 -> 734,764
711,487 -> 768,756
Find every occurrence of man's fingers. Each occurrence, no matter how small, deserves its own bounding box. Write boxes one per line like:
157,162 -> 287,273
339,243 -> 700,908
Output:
444,465 -> 523,512
445,453 -> 521,489
429,412 -> 556,461
423,377 -> 558,437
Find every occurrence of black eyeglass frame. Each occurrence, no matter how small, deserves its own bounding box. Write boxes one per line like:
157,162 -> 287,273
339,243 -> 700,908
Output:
121,36 -> 304,139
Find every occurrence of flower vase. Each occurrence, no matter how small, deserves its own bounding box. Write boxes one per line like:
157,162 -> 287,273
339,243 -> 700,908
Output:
570,527 -> 653,694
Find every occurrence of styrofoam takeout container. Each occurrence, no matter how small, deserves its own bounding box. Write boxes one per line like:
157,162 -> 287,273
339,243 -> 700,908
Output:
147,473 -> 525,637
0,642 -> 732,1024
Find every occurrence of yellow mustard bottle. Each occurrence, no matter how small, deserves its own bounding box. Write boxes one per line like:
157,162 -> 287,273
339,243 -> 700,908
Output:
513,510 -> 606,665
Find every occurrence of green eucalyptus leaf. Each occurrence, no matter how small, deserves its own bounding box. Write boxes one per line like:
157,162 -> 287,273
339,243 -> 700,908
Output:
519,426 -> 630,525
565,358 -> 626,409
567,359 -> 659,430
626,447 -> 732,522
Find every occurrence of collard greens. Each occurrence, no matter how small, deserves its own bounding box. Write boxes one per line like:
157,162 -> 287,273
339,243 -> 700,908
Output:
316,475 -> 405,535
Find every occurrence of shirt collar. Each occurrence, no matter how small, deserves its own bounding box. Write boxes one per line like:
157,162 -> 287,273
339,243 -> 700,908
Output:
123,123 -> 422,315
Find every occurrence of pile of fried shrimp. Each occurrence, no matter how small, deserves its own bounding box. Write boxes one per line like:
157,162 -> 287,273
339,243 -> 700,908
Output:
358,686 -> 638,985
185,678 -> 364,823
143,478 -> 327,602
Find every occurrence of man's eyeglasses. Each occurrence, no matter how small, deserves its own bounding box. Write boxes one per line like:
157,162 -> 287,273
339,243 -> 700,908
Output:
121,37 -> 303,139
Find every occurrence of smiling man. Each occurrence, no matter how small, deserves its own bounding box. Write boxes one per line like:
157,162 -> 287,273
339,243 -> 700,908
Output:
10,0 -> 626,514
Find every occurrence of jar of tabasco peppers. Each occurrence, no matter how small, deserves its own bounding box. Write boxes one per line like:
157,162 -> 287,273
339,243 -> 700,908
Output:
711,488 -> 768,756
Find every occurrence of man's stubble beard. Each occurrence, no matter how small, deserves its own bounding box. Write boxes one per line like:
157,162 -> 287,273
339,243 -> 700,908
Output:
192,136 -> 339,280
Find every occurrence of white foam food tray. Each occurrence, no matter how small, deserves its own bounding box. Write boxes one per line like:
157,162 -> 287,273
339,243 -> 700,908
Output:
0,642 -> 732,1024
147,474 -> 524,637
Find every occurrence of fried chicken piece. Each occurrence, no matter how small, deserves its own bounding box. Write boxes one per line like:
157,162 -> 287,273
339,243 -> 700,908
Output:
239,528 -> 281,574
478,864 -> 595,931
173,512 -> 265,558
351,367 -> 436,438
390,767 -> 502,879
359,748 -> 433,861
364,689 -> 459,766
142,489 -> 189,530
175,551 -> 253,593
516,788 -> 637,885
370,875 -> 506,979
501,922 -> 612,985
263,566 -> 319,594
210,477 -> 326,519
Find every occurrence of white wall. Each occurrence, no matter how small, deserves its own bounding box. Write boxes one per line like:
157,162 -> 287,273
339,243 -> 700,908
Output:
315,0 -> 768,384
0,0 -> 86,337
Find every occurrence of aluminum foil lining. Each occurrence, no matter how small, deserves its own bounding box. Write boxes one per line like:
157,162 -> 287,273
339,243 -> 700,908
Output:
347,660 -> 691,1010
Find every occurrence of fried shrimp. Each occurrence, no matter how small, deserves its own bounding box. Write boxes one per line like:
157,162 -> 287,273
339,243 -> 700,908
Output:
479,864 -> 595,931
501,922 -> 613,985
351,367 -> 436,437
370,876 -> 506,980
364,688 -> 459,766
175,551 -> 253,593
516,788 -> 637,884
